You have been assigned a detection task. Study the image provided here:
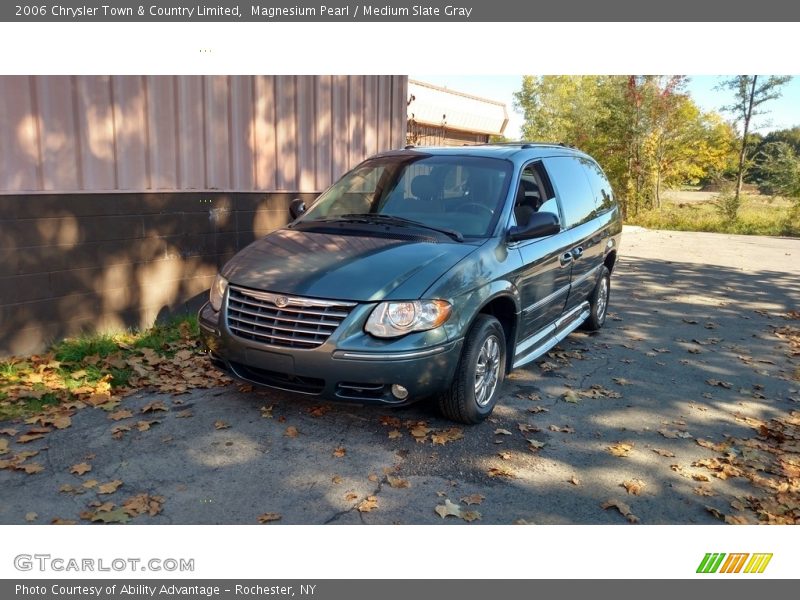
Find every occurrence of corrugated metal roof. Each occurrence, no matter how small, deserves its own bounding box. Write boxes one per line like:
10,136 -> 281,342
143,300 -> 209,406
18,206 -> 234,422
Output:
407,79 -> 508,136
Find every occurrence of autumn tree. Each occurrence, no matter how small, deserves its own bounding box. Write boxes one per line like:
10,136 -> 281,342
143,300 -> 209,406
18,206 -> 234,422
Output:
718,75 -> 793,217
513,75 -> 738,217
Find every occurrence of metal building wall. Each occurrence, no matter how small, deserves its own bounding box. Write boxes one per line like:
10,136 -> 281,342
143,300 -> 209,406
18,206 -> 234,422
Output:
0,75 -> 408,356
0,75 -> 408,194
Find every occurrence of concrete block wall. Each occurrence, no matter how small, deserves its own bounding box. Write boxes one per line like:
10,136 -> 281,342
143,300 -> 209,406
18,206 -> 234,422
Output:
0,192 -> 314,356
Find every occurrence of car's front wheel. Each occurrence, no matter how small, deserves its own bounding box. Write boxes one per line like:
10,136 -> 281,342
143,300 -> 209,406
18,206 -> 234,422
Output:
438,314 -> 506,424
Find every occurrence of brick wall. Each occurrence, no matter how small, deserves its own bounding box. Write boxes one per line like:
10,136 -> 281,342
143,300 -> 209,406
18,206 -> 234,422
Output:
0,192 -> 314,357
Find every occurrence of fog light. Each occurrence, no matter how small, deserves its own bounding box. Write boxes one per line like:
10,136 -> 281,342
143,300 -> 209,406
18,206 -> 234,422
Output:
391,384 -> 409,400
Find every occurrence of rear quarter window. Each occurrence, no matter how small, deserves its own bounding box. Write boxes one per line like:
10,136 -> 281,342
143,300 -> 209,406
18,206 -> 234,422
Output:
580,158 -> 616,213
542,156 -> 597,228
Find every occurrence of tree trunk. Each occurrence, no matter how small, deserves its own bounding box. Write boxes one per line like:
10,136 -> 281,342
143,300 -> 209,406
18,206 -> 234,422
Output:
735,76 -> 758,209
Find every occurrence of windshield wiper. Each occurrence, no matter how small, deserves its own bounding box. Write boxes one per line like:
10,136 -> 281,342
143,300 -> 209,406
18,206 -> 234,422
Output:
339,213 -> 464,242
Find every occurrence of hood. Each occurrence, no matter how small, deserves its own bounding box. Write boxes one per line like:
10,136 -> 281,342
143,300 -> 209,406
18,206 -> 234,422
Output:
222,228 -> 480,302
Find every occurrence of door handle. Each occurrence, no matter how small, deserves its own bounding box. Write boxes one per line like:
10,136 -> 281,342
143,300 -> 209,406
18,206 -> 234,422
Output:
571,246 -> 584,259
559,252 -> 573,267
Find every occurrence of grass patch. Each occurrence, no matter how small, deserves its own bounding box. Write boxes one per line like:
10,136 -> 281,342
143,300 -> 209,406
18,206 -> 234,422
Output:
0,315 -> 203,422
627,194 -> 800,237
0,393 -> 60,421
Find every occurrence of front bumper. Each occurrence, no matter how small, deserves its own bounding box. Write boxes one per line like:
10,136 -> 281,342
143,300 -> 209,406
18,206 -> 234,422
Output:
198,302 -> 463,405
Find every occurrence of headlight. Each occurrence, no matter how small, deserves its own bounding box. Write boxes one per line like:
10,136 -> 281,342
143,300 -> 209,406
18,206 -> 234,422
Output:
209,274 -> 228,312
365,300 -> 452,338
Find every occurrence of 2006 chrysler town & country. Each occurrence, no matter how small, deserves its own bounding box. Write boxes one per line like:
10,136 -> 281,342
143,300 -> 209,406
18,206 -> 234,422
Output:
199,143 -> 622,423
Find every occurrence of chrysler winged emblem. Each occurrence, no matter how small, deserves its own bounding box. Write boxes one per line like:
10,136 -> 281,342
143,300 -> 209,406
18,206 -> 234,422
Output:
274,296 -> 289,308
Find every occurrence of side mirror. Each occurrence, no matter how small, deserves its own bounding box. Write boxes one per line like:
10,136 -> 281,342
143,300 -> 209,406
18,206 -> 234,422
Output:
289,198 -> 306,220
508,212 -> 560,242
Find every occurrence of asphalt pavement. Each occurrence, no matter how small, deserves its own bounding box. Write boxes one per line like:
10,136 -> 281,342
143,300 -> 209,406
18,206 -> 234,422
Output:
1,226 -> 798,524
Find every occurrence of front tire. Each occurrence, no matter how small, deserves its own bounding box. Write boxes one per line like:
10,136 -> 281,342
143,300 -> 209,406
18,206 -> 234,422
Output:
583,265 -> 610,331
438,314 -> 506,424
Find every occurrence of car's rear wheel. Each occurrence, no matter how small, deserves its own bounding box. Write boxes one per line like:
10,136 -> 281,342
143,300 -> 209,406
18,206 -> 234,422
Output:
583,265 -> 610,331
438,314 -> 506,424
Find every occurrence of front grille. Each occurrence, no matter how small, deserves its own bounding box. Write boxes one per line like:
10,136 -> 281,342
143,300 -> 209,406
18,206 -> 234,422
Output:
226,286 -> 355,349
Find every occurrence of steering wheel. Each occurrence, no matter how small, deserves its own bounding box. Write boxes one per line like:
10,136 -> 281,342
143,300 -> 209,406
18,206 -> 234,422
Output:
457,202 -> 494,217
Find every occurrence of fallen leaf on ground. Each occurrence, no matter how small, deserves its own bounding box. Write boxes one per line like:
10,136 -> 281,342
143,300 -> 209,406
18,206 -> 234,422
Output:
0,428 -> 18,437
97,480 -> 123,495
368,473 -> 379,482
22,463 -> 44,474
460,494 -> 485,506
17,433 -> 46,444
331,475 -> 342,484
48,415 -> 72,429
612,377 -> 632,386
387,476 -> 410,489
136,420 -> 159,432
570,475 -> 580,485
82,479 -> 98,489
308,404 -> 332,418
622,479 -> 645,496
692,473 -> 710,482
379,415 -> 402,428
213,420 -> 230,430
497,451 -> 512,460
409,424 -> 431,442
527,439 -> 545,451
494,428 -> 512,436
70,462 -> 92,476
111,424 -> 131,439
260,405 -> 274,418
108,409 -> 133,421
25,512 -> 37,522
89,508 -> 131,524
435,498 -> 463,519
518,423 -> 539,433
562,390 -> 580,403
388,429 -> 402,439
705,505 -> 724,521
284,426 -> 299,438
431,428 -> 464,445
333,447 -> 346,458
652,448 -> 676,457
122,493 -> 163,517
0,439 -> 8,455
548,425 -> 574,433
344,492 -> 358,501
51,518 -> 77,525
601,499 -> 640,523
357,496 -> 378,513
462,510 -> 482,522
693,486 -> 716,497
528,406 -> 549,414
659,429 -> 692,439
487,466 -> 516,478
257,513 -> 282,523
608,442 -> 634,457
175,410 -> 193,418
705,379 -> 733,389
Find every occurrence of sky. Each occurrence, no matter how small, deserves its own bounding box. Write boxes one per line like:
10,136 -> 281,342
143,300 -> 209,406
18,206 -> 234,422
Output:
413,74 -> 800,140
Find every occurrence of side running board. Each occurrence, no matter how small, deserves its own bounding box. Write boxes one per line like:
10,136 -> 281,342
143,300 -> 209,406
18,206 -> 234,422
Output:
512,301 -> 590,369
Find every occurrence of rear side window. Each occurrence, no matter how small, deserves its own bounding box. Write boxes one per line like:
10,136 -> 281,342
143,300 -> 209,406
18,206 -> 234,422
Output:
543,156 -> 596,228
581,158 -> 615,213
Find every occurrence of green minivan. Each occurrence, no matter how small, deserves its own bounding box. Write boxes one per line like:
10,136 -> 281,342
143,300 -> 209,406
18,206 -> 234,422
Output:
199,143 -> 622,423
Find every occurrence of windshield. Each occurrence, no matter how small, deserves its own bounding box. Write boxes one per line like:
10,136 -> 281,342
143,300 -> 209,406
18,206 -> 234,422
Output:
297,154 -> 514,238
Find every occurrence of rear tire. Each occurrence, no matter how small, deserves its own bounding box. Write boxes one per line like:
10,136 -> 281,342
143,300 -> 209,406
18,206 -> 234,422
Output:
438,314 -> 506,424
583,265 -> 610,331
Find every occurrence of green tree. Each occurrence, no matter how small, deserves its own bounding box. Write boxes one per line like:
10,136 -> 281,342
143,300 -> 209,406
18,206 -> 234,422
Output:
718,75 -> 793,217
756,141 -> 800,198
